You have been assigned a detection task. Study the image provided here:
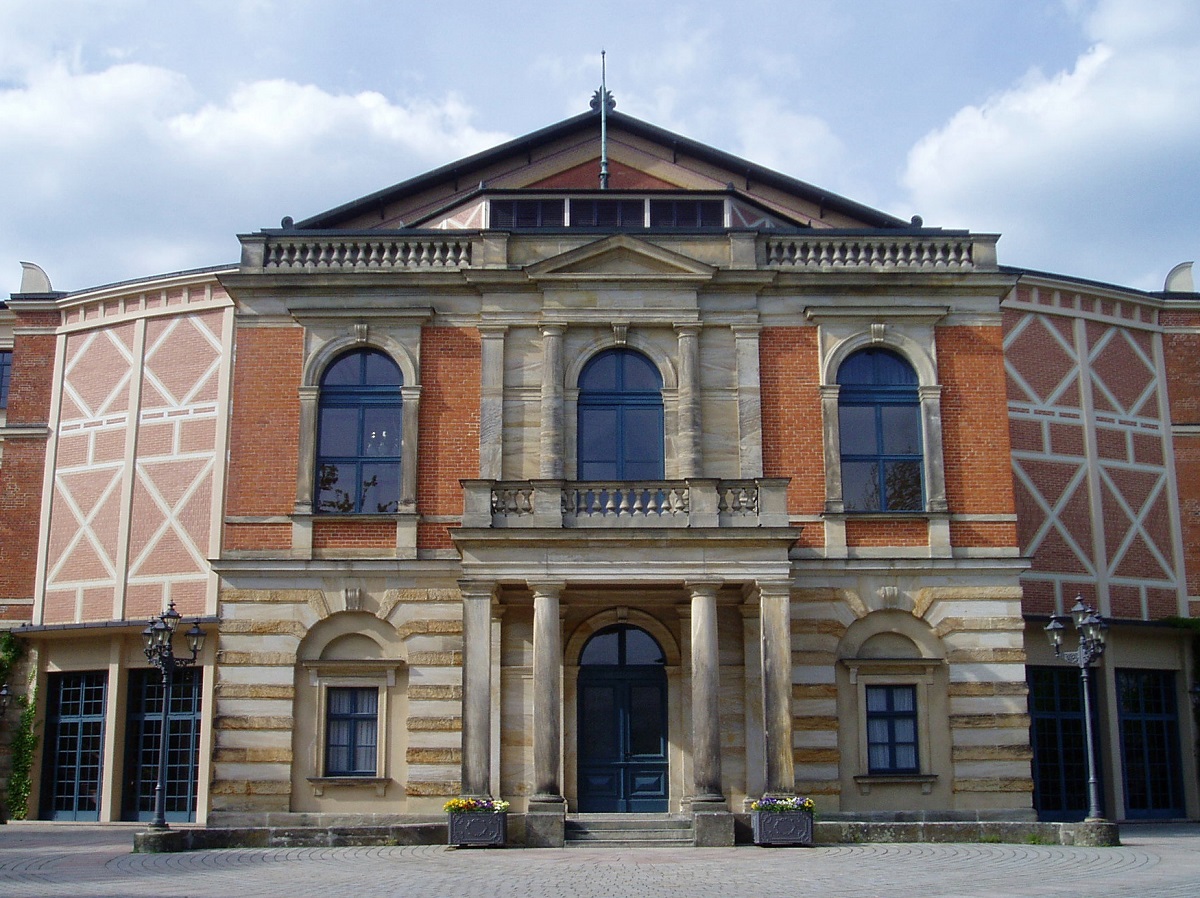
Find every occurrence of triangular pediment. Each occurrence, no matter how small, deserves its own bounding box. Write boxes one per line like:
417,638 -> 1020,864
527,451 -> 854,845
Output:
526,234 -> 716,282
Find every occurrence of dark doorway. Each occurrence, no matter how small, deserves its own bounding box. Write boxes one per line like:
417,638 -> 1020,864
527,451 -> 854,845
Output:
1117,668 -> 1184,819
41,671 -> 107,821
1028,666 -> 1098,821
577,624 -> 669,812
123,668 -> 203,822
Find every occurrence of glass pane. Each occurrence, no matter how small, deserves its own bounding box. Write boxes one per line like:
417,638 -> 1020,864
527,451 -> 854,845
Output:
363,351 -> 402,386
317,463 -> 356,513
867,718 -> 890,742
357,689 -> 379,715
579,407 -> 618,479
319,407 -> 361,456
328,689 -> 353,714
624,629 -> 665,665
360,462 -> 400,513
842,462 -> 881,511
623,408 -> 664,470
874,351 -> 918,386
362,406 -> 402,456
620,353 -> 662,391
884,461 -> 923,511
894,718 -> 916,742
839,405 -> 878,455
581,630 -> 620,665
881,405 -> 921,454
892,687 -> 915,712
580,353 -> 619,391
580,685 -> 617,759
868,745 -> 890,769
629,685 -> 664,755
322,353 -> 362,387
866,687 -> 888,712
894,745 -> 918,769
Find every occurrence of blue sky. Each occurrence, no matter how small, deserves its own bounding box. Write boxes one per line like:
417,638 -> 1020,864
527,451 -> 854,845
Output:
1,0 -> 1197,297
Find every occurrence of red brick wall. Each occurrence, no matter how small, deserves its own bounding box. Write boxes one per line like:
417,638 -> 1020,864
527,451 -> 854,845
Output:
416,327 -> 480,549
224,326 -> 303,521
846,518 -> 927,547
313,519 -> 395,549
760,327 -> 823,515
1163,312 -> 1200,599
937,325 -> 1016,521
0,312 -> 59,613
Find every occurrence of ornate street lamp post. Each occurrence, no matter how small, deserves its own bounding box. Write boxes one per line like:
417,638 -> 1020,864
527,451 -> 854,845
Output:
1045,597 -> 1109,822
142,602 -> 205,830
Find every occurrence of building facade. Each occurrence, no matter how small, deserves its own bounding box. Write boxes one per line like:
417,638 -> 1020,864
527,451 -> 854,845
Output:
1,107 -> 1196,837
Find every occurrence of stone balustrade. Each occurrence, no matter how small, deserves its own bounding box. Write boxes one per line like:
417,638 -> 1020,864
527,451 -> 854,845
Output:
461,479 -> 789,529
257,235 -> 473,270
762,235 -> 989,271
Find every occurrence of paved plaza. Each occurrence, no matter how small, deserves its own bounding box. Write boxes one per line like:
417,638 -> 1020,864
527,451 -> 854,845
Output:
0,822 -> 1198,898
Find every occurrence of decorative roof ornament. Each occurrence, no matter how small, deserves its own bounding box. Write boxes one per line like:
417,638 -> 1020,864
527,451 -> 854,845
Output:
592,50 -> 614,189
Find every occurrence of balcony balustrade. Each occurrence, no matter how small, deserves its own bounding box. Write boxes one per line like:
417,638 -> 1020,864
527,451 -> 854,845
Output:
461,479 -> 789,530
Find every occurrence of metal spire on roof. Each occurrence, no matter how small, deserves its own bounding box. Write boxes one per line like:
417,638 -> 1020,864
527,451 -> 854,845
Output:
593,51 -> 613,189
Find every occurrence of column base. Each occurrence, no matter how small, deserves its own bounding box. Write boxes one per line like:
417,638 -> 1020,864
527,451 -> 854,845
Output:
525,797 -> 566,848
692,810 -> 735,847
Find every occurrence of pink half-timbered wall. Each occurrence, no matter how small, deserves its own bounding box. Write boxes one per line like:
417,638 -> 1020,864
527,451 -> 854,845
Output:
1004,284 -> 1184,622
39,291 -> 232,625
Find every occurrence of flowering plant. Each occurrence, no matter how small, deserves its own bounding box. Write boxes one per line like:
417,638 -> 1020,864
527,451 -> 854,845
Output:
444,797 -> 510,814
750,795 -> 815,813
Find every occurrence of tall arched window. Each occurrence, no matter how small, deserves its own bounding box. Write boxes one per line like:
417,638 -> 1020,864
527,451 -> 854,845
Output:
837,348 -> 923,512
577,349 -> 664,480
316,349 -> 403,514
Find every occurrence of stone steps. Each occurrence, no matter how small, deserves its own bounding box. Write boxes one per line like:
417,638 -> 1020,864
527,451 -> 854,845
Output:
564,814 -> 695,848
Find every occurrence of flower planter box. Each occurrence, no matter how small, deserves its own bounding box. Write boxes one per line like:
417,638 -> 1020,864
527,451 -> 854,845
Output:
448,811 -> 507,847
752,810 -> 813,846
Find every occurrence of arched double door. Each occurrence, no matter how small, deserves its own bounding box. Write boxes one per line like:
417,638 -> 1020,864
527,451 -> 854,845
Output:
576,624 -> 669,812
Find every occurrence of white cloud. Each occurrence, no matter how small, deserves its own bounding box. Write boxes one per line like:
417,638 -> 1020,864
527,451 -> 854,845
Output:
0,61 -> 508,295
902,0 -> 1200,290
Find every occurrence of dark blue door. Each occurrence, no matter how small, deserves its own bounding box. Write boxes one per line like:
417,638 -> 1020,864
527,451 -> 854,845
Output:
577,625 -> 668,813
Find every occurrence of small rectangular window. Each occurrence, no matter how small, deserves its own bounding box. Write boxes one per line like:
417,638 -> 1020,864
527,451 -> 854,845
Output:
0,350 -> 11,409
569,199 -> 644,228
325,687 -> 379,776
866,685 -> 919,773
490,199 -> 564,228
649,199 -> 724,227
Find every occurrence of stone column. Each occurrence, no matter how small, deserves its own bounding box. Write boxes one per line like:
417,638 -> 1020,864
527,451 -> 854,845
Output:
733,325 -> 763,478
459,580 -> 495,798
530,580 -> 565,802
527,580 -> 566,847
687,581 -> 724,805
479,326 -> 508,480
539,325 -> 566,479
758,580 -> 795,796
676,324 -> 702,478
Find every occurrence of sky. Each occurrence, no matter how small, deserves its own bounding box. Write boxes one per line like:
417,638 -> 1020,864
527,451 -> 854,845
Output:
1,0 -> 1197,298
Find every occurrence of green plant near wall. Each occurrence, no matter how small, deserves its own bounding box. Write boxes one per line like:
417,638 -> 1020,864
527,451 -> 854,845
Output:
0,632 -> 36,820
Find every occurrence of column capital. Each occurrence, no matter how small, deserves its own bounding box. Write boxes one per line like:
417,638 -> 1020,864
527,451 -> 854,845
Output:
674,323 -> 703,337
755,580 -> 792,602
539,322 -> 567,337
685,580 -> 723,600
527,580 -> 566,599
458,580 -> 497,602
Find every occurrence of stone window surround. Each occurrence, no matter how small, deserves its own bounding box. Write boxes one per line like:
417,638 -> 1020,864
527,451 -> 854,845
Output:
291,318 -> 425,556
810,309 -> 950,556
303,660 -> 402,797
843,658 -> 942,795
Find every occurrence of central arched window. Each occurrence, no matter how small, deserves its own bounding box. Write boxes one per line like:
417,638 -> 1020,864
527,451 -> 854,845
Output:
577,349 -> 664,480
316,349 -> 403,514
837,348 -> 923,512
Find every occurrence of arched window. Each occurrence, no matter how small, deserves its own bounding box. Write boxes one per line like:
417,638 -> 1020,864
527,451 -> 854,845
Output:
316,349 -> 403,514
837,348 -> 922,512
577,349 -> 664,480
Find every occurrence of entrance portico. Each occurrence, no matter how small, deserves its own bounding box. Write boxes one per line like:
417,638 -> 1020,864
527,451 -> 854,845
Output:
453,478 -> 796,846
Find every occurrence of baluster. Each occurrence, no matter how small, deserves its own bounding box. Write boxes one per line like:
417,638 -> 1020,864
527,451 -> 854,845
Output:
632,488 -> 646,516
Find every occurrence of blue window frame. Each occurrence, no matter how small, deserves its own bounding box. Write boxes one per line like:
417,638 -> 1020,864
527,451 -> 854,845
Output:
316,349 -> 402,514
0,350 -> 12,408
325,687 -> 379,776
837,348 -> 923,512
866,684 -> 919,773
577,349 -> 664,480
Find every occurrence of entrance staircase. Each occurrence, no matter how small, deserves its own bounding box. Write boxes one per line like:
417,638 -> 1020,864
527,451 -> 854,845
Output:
564,814 -> 695,848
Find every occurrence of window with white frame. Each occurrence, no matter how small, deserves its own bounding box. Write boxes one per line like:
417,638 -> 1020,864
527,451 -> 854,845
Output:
0,349 -> 11,409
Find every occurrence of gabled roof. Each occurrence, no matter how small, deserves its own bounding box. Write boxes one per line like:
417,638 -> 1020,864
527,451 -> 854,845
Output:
295,109 -> 910,232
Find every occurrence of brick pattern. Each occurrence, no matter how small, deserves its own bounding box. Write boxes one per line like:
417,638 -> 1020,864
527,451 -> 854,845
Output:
1005,287 -> 1182,620
416,327 -> 480,550
0,319 -> 57,610
312,519 -> 395,549
759,327 -> 824,514
846,518 -> 927,547
224,326 -> 303,518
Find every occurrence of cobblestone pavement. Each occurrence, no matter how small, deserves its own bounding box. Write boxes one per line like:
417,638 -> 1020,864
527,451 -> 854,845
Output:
1,822 -> 1198,898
